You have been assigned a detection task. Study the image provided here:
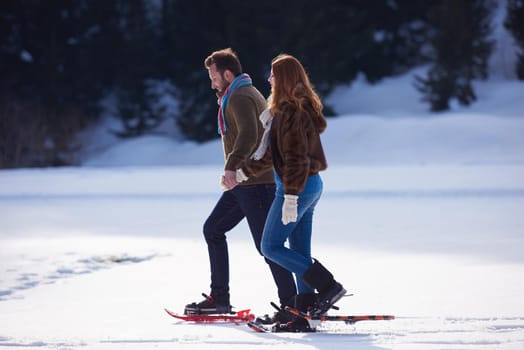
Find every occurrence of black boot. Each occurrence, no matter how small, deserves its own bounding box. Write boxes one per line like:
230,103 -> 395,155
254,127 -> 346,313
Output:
184,293 -> 232,315
294,293 -> 318,313
301,259 -> 346,315
255,302 -> 296,325
273,293 -> 316,332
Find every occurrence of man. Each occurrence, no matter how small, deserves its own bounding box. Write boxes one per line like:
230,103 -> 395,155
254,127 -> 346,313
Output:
184,48 -> 296,316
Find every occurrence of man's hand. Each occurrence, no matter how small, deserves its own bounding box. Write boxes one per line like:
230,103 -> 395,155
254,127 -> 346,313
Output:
222,170 -> 238,190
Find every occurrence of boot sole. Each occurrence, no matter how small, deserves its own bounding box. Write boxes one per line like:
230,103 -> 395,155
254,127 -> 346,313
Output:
184,306 -> 233,315
329,287 -> 347,306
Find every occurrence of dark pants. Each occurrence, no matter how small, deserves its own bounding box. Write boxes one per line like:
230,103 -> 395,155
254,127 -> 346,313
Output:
203,183 -> 297,305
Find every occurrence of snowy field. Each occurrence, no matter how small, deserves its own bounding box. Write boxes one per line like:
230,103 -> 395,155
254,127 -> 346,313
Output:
1,66 -> 524,349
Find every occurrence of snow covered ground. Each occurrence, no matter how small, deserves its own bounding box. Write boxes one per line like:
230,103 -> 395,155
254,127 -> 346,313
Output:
1,65 -> 524,349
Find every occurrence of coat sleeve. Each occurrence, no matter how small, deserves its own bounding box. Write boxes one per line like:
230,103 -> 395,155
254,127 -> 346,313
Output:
279,110 -> 311,195
224,94 -> 259,171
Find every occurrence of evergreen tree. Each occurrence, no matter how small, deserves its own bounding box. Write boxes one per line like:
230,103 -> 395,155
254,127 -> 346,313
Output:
4,0 -> 508,164
164,0 -> 229,142
365,0 -> 436,77
415,0 -> 495,111
165,0 -> 422,140
505,0 -> 524,79
113,81 -> 166,138
110,0 -> 165,137
169,0 -> 442,141
0,0 -> 103,167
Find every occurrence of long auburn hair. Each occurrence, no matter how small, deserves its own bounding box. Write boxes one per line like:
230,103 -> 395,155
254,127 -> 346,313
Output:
268,54 -> 325,129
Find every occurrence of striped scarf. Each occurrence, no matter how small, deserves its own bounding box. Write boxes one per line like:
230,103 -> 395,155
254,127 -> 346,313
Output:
217,73 -> 252,135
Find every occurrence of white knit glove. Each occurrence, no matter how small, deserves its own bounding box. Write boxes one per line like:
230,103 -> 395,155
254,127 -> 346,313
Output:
282,194 -> 298,225
236,168 -> 248,183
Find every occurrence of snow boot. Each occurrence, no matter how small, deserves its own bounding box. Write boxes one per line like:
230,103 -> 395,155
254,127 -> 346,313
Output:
255,296 -> 296,325
301,259 -> 346,315
184,293 -> 232,315
273,293 -> 316,332
295,292 -> 318,313
255,307 -> 296,325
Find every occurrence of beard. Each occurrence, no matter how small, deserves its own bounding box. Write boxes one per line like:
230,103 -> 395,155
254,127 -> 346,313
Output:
215,73 -> 230,96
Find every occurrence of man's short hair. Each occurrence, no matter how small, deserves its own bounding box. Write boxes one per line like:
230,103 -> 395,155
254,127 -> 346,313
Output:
204,48 -> 242,76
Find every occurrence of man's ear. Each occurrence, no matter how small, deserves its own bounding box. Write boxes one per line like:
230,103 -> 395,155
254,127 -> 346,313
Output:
223,70 -> 235,83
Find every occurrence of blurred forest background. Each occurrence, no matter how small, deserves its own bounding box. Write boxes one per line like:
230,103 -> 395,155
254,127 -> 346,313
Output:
1,0 -> 523,169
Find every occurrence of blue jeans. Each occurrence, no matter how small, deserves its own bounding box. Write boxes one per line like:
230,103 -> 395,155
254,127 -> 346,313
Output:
203,183 -> 297,305
261,173 -> 323,294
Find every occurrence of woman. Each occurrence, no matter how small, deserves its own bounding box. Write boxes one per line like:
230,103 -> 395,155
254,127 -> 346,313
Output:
237,54 -> 346,331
